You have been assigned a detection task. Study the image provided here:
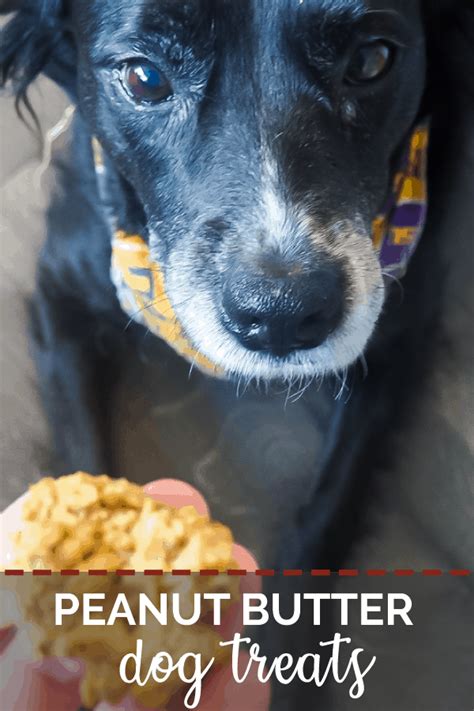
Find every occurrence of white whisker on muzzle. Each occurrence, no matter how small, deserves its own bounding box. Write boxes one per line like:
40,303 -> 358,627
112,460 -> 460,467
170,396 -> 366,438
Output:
162,216 -> 385,388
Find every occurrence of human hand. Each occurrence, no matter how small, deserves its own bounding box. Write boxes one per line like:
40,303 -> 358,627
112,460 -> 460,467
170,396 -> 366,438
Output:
0,479 -> 270,711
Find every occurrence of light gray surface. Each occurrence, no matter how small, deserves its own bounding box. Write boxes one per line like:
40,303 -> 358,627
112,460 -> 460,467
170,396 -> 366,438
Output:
0,79 -> 69,507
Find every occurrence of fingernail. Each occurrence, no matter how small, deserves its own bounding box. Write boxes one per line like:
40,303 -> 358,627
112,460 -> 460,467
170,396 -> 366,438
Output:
40,656 -> 84,682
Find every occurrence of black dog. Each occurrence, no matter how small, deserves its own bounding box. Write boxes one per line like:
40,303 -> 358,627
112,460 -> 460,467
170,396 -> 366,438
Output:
0,0 -> 471,570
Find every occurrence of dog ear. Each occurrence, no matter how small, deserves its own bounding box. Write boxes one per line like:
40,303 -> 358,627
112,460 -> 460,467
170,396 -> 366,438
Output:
0,0 -> 76,120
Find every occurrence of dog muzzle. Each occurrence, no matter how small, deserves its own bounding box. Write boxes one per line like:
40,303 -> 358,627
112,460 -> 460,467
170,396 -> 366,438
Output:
93,123 -> 429,379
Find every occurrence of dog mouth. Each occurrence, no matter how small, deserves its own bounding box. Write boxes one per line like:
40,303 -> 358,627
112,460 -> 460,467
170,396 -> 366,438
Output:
161,220 -> 386,384
171,288 -> 384,384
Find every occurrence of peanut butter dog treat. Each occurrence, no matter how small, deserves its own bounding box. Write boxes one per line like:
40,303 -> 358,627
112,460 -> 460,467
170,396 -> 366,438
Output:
9,472 -> 239,708
13,472 -> 235,571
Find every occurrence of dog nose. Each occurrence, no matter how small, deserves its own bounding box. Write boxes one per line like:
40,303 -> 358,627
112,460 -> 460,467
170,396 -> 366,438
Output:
221,264 -> 345,356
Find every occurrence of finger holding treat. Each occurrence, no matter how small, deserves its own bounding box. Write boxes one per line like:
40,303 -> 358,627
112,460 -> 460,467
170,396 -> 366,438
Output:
0,475 -> 268,711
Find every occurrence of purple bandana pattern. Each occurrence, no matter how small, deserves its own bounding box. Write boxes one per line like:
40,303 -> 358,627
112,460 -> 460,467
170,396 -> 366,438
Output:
372,123 -> 429,278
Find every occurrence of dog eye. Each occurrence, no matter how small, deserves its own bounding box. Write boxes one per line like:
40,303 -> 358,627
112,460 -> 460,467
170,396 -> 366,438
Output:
345,41 -> 394,84
121,60 -> 172,103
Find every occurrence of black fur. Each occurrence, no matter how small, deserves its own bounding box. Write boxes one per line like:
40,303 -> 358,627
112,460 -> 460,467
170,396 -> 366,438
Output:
0,0 -> 472,573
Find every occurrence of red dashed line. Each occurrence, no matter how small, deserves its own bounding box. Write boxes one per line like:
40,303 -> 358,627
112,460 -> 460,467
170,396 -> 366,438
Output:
2,568 -> 471,576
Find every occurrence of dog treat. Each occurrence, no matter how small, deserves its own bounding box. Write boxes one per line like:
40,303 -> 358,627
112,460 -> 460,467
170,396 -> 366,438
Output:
9,472 -> 239,708
13,472 -> 235,571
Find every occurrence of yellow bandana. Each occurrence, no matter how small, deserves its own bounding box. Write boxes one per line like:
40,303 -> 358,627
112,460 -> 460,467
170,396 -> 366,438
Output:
111,231 -> 222,376
96,123 -> 429,379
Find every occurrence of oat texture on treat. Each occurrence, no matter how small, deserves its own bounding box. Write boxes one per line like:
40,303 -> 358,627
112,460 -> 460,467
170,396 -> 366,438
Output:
8,472 -> 239,708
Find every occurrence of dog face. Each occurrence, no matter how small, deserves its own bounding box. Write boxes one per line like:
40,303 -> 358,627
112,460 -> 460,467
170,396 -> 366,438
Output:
6,0 -> 428,382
